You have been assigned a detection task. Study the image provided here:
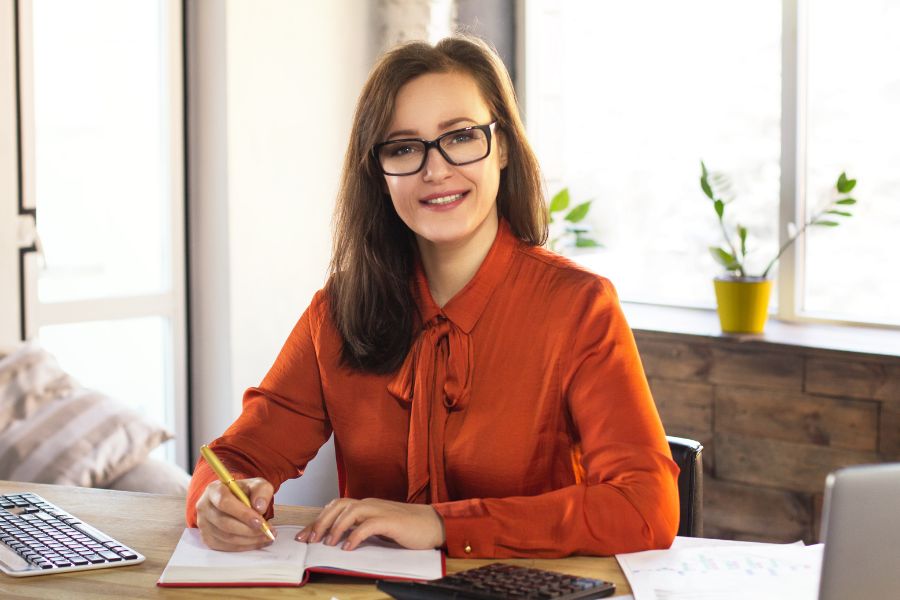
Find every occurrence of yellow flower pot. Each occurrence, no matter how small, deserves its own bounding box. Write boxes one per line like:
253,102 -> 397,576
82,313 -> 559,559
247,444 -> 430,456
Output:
713,277 -> 773,334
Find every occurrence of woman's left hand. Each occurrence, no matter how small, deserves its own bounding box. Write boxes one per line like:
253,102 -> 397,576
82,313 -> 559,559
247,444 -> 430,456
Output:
294,497 -> 445,551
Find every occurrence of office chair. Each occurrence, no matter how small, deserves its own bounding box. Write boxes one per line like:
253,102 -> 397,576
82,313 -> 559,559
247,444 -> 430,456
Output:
667,436 -> 704,537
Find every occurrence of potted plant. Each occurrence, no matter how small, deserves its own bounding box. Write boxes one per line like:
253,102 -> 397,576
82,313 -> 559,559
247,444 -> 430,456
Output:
548,187 -> 601,253
699,162 -> 857,333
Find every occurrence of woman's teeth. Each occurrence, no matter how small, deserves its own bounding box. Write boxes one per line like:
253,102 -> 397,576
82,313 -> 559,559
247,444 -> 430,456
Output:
425,193 -> 464,205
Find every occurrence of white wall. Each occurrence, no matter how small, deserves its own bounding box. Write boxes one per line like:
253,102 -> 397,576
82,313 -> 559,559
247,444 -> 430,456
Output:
189,1 -> 373,506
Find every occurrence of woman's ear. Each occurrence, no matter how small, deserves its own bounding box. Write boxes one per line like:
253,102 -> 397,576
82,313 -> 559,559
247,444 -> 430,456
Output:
497,130 -> 509,170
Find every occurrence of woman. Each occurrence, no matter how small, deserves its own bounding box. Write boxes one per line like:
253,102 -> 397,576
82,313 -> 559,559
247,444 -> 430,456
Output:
187,35 -> 679,558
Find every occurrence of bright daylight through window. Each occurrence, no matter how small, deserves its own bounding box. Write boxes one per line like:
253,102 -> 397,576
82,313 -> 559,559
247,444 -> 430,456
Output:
524,0 -> 899,327
22,0 -> 185,462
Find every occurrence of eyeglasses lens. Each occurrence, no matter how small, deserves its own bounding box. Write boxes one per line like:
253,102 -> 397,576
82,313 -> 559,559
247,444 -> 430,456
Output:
378,128 -> 489,175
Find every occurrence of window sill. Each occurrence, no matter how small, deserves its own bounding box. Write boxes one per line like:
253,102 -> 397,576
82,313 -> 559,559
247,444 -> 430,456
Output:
621,302 -> 900,359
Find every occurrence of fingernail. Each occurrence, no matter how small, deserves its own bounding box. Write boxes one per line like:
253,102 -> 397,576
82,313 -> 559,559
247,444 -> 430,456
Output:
309,531 -> 318,543
341,541 -> 350,550
254,498 -> 267,512
323,535 -> 332,545
252,518 -> 261,528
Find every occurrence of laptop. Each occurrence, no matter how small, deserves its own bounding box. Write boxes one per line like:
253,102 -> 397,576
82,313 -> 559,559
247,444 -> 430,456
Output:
818,462 -> 900,600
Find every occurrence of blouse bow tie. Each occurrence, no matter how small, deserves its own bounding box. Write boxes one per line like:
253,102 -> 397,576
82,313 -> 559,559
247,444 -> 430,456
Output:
387,315 -> 472,504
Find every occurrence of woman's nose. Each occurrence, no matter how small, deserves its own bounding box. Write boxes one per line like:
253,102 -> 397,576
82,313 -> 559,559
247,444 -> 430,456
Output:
422,147 -> 452,181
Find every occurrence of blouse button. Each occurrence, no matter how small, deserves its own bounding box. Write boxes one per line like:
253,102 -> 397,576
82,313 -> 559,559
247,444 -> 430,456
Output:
464,543 -> 472,554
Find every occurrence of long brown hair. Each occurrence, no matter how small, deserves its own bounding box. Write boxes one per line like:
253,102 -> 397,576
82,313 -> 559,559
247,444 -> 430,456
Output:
327,35 -> 547,373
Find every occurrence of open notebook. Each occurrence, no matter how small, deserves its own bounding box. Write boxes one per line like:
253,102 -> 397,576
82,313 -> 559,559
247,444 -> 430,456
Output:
157,526 -> 445,587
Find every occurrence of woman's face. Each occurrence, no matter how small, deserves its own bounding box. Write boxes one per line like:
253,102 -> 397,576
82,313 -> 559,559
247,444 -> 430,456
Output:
381,71 -> 507,250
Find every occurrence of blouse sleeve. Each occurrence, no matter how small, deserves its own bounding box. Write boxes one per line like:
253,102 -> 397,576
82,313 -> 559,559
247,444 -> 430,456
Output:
185,293 -> 333,526
432,278 -> 679,557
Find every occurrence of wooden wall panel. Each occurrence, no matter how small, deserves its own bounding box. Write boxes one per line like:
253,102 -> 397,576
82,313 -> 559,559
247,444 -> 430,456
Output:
704,478 -> 811,543
708,347 -> 803,391
634,329 -> 897,543
880,400 -> 900,459
714,432 -> 878,494
649,377 -> 713,443
636,339 -> 710,381
805,358 -> 900,401
715,386 -> 878,451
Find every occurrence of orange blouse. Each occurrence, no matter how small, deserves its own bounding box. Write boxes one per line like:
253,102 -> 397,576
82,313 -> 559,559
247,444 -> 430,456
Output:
186,220 -> 679,558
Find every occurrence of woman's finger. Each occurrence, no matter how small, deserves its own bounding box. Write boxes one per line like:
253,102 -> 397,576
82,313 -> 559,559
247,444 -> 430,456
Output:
199,522 -> 271,552
326,501 -> 372,545
207,481 -> 262,528
306,498 -> 354,543
341,517 -> 386,551
241,478 -> 274,514
203,503 -> 266,538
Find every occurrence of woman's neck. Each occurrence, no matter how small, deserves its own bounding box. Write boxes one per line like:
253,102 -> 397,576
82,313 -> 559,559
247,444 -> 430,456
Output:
417,214 -> 499,308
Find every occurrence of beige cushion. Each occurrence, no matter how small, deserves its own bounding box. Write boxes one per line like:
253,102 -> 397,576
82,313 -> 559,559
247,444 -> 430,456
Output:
0,341 -> 173,488
105,457 -> 190,496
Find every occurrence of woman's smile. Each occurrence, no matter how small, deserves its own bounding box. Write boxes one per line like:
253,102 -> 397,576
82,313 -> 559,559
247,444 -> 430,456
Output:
419,189 -> 469,210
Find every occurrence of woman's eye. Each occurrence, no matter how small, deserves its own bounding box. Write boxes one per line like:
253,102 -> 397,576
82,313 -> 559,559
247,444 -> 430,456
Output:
390,144 -> 420,157
448,132 -> 476,145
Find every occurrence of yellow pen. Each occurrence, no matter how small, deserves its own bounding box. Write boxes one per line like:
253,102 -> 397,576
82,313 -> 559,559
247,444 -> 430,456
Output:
200,444 -> 276,542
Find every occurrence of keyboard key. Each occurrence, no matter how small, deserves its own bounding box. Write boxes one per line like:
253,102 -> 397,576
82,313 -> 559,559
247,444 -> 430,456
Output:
83,553 -> 106,564
98,550 -> 122,562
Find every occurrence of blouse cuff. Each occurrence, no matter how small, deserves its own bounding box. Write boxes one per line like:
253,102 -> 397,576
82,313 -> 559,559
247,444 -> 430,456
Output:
433,501 -> 498,558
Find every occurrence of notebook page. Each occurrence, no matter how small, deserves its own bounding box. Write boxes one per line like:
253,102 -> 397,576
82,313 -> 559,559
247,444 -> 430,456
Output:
305,534 -> 443,580
159,526 -> 308,584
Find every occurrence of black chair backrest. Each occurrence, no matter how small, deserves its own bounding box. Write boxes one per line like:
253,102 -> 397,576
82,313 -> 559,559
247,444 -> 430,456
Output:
667,436 -> 703,537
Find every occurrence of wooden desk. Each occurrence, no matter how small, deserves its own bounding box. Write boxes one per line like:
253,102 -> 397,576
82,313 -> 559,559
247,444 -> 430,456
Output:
0,481 -> 632,598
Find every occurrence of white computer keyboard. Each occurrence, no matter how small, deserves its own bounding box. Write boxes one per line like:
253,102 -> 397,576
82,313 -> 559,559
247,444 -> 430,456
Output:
0,492 -> 144,577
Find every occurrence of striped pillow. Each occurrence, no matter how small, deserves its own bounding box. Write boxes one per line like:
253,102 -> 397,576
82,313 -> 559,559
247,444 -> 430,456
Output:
0,341 -> 172,487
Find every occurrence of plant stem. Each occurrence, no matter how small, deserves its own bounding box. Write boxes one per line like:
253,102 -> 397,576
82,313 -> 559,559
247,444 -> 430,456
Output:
761,205 -> 827,278
717,212 -> 744,277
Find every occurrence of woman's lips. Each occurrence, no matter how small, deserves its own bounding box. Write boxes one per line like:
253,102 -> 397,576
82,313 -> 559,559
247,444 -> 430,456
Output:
419,190 -> 469,210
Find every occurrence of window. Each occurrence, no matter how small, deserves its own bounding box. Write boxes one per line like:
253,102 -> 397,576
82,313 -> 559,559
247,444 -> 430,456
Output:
522,0 -> 900,327
803,0 -> 900,324
14,0 -> 187,465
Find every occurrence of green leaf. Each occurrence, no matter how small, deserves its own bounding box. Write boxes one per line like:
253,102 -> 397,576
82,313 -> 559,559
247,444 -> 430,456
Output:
700,165 -> 715,200
837,172 -> 857,194
700,177 -> 714,200
575,237 -> 601,248
709,247 -> 740,270
836,198 -> 857,205
549,188 -> 570,214
738,225 -> 748,256
714,199 -> 725,219
826,210 -> 852,217
814,220 -> 840,227
564,200 -> 592,223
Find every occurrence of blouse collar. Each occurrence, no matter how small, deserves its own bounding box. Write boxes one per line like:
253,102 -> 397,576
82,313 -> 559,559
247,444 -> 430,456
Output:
412,218 -> 518,333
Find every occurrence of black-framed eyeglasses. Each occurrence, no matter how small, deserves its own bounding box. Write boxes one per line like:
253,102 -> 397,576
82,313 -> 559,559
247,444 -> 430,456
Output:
372,121 -> 498,176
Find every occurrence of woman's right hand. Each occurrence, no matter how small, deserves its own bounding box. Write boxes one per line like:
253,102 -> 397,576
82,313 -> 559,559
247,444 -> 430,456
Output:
195,477 -> 275,551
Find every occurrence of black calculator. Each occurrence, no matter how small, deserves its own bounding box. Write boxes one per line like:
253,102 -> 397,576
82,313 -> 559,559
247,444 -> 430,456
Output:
376,562 -> 616,599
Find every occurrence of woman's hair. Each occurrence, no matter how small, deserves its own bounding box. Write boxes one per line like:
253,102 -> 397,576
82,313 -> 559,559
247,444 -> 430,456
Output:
327,34 -> 547,373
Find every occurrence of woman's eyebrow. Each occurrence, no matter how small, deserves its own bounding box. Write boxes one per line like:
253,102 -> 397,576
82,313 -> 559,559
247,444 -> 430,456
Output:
385,117 -> 478,140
